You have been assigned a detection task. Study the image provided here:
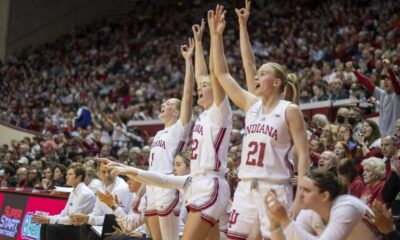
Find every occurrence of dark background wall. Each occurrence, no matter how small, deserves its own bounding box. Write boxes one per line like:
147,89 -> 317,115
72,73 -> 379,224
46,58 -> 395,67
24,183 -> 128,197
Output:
1,0 -> 128,61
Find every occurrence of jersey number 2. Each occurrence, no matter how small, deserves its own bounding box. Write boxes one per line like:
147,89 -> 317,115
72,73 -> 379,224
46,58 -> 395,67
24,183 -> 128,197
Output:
190,139 -> 199,160
245,141 -> 266,167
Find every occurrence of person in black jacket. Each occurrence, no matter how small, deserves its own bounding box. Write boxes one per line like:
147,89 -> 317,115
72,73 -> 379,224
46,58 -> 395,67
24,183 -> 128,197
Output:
329,78 -> 349,101
2,165 -> 17,187
382,149 -> 400,224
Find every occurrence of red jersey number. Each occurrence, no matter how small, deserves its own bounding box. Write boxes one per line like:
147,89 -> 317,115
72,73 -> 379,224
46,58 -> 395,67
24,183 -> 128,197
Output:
245,141 -> 266,167
190,139 -> 199,160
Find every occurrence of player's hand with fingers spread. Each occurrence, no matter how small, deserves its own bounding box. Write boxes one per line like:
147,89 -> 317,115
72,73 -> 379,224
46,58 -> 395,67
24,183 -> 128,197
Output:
181,38 -> 195,60
192,19 -> 205,43
235,0 -> 251,26
369,200 -> 395,235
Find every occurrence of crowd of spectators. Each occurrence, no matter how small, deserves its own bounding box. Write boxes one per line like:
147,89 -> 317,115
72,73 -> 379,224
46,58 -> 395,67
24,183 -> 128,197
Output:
0,0 -> 400,237
0,0 -> 399,133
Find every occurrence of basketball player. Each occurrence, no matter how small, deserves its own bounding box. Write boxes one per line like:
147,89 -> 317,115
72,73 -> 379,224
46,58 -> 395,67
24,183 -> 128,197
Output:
210,4 -> 310,239
143,37 -> 194,240
101,20 -> 232,239
265,169 -> 379,240
182,15 -> 232,240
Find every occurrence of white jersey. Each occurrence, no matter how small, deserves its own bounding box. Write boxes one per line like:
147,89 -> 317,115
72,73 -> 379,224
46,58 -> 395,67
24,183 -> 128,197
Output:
238,100 -> 294,181
190,96 -> 232,174
149,119 -> 190,174
287,195 -> 380,240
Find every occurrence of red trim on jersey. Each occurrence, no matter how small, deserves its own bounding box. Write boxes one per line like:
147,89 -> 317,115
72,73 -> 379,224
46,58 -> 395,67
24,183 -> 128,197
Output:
226,231 -> 248,240
213,128 -> 227,171
187,178 -> 219,211
144,210 -> 158,217
201,212 -> 217,227
175,140 -> 186,156
173,210 -> 180,217
157,190 -> 180,216
284,147 -> 295,176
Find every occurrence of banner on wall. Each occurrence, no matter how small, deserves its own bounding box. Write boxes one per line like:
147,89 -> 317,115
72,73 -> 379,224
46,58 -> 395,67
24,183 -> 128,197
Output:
19,197 -> 67,240
0,194 -> 26,239
0,192 -> 67,240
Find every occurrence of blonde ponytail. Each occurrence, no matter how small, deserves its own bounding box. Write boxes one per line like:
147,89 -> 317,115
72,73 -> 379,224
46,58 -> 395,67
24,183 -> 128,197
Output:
284,73 -> 299,104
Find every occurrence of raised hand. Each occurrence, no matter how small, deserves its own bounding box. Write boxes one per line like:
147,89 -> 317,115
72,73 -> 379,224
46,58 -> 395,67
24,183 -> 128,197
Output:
209,5 -> 227,35
192,19 -> 205,43
181,38 -> 195,60
235,0 -> 251,26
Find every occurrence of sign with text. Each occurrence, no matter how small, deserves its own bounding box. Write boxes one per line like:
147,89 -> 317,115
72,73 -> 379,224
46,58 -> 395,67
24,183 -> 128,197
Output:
0,194 -> 26,239
0,192 -> 67,240
19,197 -> 67,240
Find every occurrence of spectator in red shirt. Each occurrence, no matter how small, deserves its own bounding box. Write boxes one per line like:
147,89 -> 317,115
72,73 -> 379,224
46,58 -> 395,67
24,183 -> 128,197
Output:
360,157 -> 386,205
308,138 -> 324,168
337,158 -> 365,198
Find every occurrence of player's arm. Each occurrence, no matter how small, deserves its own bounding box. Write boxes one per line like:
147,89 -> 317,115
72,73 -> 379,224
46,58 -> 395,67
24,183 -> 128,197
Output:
287,104 -> 310,181
97,158 -> 187,189
193,19 -> 209,83
179,38 -> 195,125
286,104 -> 310,216
210,5 -> 257,111
236,0 -> 257,94
208,8 -> 227,107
